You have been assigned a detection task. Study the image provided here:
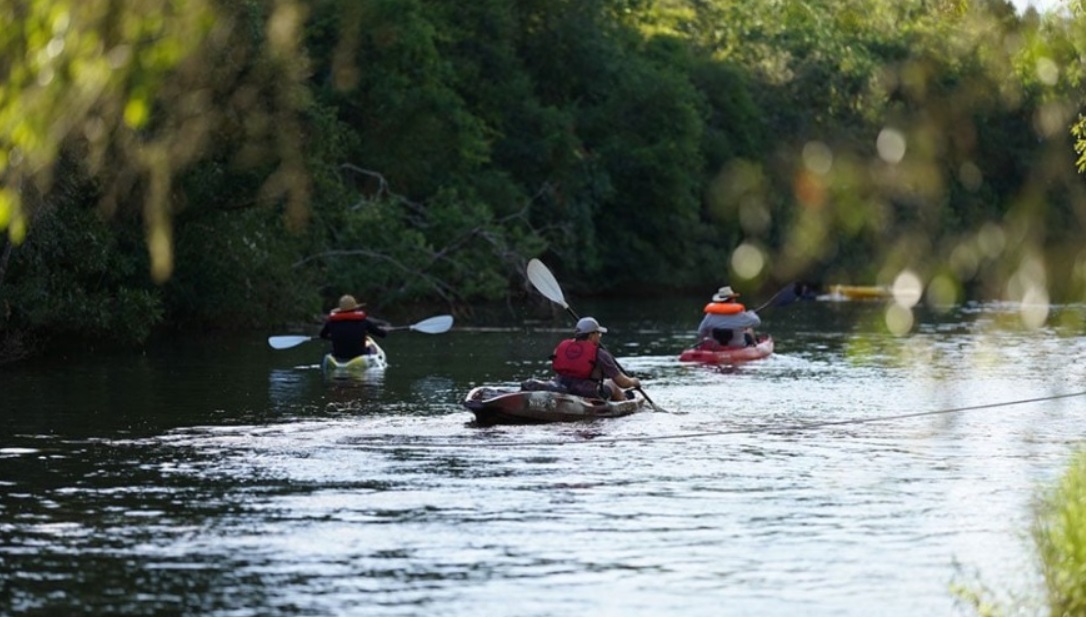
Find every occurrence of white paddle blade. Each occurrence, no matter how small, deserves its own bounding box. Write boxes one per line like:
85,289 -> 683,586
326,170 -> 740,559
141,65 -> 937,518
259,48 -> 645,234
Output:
410,315 -> 454,334
526,258 -> 568,307
267,335 -> 313,350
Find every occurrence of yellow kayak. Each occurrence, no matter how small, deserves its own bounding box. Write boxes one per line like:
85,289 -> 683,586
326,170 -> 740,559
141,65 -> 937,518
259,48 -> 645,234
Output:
321,340 -> 388,378
825,284 -> 891,301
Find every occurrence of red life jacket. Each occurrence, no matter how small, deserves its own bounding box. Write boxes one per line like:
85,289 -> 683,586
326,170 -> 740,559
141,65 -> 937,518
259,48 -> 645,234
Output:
328,309 -> 369,322
551,339 -> 599,379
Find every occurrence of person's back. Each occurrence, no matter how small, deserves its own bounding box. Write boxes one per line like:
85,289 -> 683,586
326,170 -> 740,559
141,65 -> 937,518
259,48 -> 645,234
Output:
323,319 -> 374,359
319,295 -> 388,360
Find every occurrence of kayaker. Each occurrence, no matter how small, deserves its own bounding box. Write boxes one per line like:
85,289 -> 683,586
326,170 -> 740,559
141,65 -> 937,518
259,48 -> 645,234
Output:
697,285 -> 761,347
551,316 -> 640,401
319,294 -> 388,360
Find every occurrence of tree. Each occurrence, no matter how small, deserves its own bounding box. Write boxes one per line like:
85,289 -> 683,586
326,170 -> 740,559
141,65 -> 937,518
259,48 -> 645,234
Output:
0,0 -> 310,283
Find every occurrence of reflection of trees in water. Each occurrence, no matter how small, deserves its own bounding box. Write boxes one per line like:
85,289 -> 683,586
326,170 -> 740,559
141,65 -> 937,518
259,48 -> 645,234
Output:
322,372 -> 386,414
266,366 -> 385,415
266,368 -> 316,413
409,376 -> 456,405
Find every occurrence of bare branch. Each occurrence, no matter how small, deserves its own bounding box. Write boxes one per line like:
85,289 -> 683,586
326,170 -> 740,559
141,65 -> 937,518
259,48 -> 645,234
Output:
339,164 -> 429,224
292,248 -> 456,304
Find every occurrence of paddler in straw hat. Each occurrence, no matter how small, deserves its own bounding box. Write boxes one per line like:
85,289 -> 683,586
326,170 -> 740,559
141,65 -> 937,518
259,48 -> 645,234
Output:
318,294 -> 389,361
696,285 -> 761,348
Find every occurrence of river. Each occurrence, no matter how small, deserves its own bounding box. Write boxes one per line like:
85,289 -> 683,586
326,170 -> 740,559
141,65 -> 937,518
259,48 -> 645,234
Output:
2,295 -> 1084,616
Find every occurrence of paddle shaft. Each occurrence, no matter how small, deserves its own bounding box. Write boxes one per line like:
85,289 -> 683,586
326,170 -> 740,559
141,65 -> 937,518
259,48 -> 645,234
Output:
752,281 -> 817,313
269,315 -> 452,349
753,284 -> 791,312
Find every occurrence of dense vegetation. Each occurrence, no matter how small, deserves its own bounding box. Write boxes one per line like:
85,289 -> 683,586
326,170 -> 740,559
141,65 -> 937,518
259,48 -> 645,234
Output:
1032,450 -> 1086,616
2,0 -> 1085,361
955,448 -> 1086,616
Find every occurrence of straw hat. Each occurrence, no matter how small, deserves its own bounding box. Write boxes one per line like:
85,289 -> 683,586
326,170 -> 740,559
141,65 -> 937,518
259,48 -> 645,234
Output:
334,294 -> 365,312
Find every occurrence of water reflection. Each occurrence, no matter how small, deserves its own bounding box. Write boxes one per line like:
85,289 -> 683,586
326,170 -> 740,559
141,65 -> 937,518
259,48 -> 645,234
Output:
410,375 -> 455,402
266,368 -> 312,411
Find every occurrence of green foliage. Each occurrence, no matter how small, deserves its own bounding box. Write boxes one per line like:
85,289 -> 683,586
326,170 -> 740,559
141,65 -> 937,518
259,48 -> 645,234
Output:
0,0 -> 215,244
299,174 -> 543,312
0,0 -> 313,283
656,0 -> 1086,303
164,206 -> 317,329
309,0 -> 493,195
7,0 -> 1086,361
958,448 -> 1086,616
1034,450 -> 1086,616
0,189 -> 163,361
579,45 -> 707,283
691,59 -> 765,168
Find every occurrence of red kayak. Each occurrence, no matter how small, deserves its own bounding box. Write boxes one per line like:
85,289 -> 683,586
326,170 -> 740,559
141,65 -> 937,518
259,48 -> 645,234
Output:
678,336 -> 774,364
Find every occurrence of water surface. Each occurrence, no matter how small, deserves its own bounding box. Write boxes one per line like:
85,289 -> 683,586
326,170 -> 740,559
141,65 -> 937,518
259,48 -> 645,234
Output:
2,298 -> 1084,616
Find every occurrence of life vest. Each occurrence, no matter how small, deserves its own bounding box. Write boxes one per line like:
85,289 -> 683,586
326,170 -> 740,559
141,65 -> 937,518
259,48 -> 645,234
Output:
703,301 -> 745,315
551,339 -> 599,380
328,309 -> 369,322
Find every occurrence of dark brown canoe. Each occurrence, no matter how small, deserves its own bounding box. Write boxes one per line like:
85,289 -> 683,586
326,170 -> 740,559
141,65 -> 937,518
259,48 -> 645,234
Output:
462,386 -> 646,426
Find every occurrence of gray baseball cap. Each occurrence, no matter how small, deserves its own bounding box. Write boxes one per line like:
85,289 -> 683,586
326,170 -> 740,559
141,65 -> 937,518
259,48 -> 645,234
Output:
574,317 -> 608,334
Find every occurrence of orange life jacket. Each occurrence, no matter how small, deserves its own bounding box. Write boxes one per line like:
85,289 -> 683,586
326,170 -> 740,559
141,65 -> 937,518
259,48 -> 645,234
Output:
703,301 -> 745,315
551,339 -> 599,380
328,309 -> 369,322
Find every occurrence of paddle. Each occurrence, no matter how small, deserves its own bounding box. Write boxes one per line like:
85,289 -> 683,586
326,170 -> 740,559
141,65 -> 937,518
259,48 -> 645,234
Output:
386,314 -> 455,333
752,281 -> 820,313
268,334 -> 316,350
526,258 -> 667,413
267,314 -> 455,349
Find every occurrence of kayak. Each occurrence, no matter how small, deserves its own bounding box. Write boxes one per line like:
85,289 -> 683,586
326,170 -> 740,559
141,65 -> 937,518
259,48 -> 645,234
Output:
678,336 -> 774,364
824,284 -> 891,301
321,339 -> 388,378
462,384 -> 647,426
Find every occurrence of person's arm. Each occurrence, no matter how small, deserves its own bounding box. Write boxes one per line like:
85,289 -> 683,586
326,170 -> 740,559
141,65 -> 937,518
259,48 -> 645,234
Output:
742,311 -> 761,328
696,314 -> 714,339
365,319 -> 388,338
598,350 -> 640,389
318,321 -> 332,340
612,372 -> 641,390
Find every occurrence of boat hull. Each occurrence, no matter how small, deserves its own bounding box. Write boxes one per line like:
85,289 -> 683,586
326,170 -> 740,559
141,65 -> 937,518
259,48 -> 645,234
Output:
679,336 -> 774,365
322,340 -> 388,378
462,386 -> 646,426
